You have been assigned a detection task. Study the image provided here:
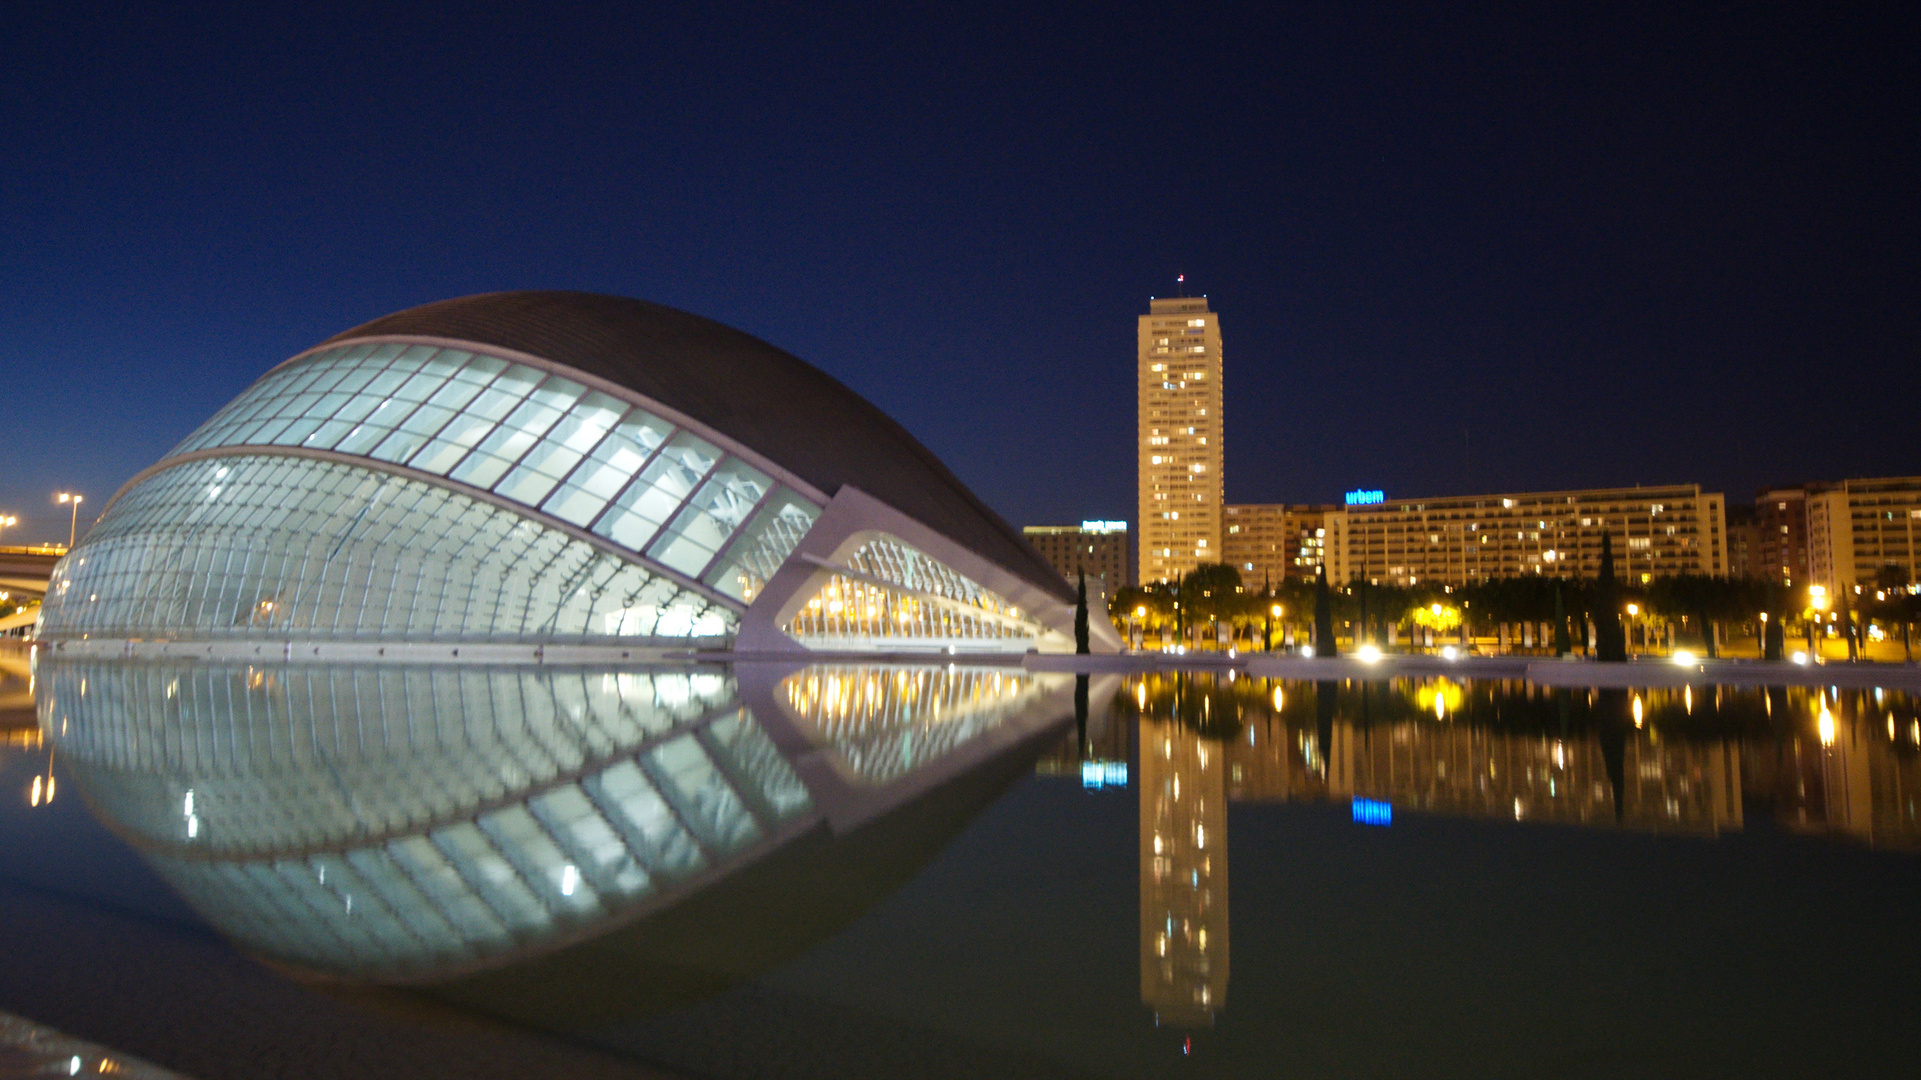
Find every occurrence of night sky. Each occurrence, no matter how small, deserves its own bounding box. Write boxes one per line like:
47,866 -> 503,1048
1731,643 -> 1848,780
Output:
4,3 -> 1917,545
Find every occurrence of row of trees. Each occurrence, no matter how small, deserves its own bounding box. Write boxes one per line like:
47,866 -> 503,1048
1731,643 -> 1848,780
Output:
1108,552 -> 1921,659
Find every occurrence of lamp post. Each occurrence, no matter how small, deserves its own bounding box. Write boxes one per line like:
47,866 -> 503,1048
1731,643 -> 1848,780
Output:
55,492 -> 83,551
0,514 -> 16,544
1626,602 -> 1640,654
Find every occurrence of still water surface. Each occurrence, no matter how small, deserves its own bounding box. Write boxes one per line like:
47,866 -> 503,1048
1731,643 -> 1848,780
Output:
1,652 -> 1916,1078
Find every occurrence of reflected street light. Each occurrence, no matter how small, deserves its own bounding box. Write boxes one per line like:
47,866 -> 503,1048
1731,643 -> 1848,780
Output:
56,492 -> 82,550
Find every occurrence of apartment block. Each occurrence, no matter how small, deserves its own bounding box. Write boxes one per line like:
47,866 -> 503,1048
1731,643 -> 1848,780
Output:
1222,503 -> 1334,585
1023,522 -> 1133,594
1138,297 -> 1223,584
1323,484 -> 1729,587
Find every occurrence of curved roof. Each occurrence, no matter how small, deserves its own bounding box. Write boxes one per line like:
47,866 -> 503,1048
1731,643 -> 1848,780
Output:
323,291 -> 1070,602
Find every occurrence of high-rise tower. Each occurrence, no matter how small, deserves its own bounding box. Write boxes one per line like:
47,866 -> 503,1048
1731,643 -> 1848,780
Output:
1138,296 -> 1224,584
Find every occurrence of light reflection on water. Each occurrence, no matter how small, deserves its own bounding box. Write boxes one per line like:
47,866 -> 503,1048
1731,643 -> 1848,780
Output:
1040,673 -> 1921,1033
20,656 -> 1087,988
4,657 -> 1920,1078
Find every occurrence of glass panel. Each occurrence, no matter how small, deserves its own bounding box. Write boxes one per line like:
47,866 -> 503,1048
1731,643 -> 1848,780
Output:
541,410 -> 674,527
39,454 -> 739,642
704,488 -> 821,602
476,804 -> 600,916
448,375 -> 584,490
590,432 -> 719,552
530,784 -> 652,899
423,825 -> 538,930
648,457 -> 773,577
387,834 -> 514,946
586,759 -> 706,880
645,734 -> 759,854
491,391 -> 628,506
405,365 -> 543,475
704,709 -> 813,819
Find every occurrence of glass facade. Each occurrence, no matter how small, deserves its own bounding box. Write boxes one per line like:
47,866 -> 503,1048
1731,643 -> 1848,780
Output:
782,536 -> 1045,648
158,341 -> 821,623
39,658 -> 814,977
778,665 -> 1053,784
43,336 -> 1078,653
38,455 -> 733,642
41,657 -> 1072,980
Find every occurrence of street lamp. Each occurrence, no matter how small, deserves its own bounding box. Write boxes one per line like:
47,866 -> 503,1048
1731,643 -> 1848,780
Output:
55,493 -> 82,550
1625,603 -> 1640,654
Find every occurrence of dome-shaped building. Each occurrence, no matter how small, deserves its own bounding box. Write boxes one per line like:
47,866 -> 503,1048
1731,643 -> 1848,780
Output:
38,292 -> 1115,657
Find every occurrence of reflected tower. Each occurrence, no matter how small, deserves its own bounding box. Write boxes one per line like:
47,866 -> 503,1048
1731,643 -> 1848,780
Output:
1139,715 -> 1228,1027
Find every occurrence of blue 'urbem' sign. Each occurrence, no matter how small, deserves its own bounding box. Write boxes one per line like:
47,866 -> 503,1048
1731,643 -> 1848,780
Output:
1345,489 -> 1385,506
1352,798 -> 1393,825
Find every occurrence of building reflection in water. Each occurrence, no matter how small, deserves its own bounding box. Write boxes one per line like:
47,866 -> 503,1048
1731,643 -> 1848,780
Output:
1139,707 -> 1226,1029
1040,672 -> 1921,1033
31,655 -> 1096,1025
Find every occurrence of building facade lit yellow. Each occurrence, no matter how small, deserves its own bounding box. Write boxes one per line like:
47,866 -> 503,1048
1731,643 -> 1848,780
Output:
1804,477 -> 1921,592
1022,522 -> 1133,594
1138,297 -> 1223,584
1222,503 -> 1333,585
1322,484 -> 1729,587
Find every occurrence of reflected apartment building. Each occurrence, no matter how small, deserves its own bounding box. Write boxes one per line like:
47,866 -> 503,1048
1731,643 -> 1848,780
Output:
1032,677 -> 1921,1035
1745,688 -> 1921,846
1138,715 -> 1228,1029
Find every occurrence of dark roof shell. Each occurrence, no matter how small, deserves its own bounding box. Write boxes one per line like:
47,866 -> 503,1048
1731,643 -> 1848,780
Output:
323,291 -> 1071,601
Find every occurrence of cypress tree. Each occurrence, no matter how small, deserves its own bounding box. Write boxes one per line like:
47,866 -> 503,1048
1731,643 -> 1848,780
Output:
1263,570 -> 1273,651
1314,563 -> 1337,657
1074,569 -> 1090,655
1594,532 -> 1628,662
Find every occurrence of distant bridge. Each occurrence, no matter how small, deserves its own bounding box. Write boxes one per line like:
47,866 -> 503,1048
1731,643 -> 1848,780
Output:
0,547 -> 61,600
0,547 -> 58,639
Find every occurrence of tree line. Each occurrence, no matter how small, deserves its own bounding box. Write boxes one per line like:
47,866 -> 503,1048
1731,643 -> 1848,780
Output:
1110,558 -> 1921,660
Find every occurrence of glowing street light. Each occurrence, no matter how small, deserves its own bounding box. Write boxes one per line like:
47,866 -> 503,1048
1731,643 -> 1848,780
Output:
55,492 -> 83,550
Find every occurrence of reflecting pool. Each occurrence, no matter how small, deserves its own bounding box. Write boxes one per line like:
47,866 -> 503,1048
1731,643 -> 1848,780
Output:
2,654 -> 1918,1078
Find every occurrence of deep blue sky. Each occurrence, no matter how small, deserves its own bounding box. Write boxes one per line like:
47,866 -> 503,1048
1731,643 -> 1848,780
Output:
3,3 -> 1917,544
